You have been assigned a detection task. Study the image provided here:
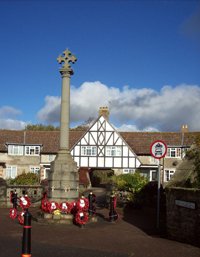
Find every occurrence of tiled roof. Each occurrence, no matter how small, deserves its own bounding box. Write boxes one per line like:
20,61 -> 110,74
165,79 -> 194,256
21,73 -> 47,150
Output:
120,131 -> 200,154
0,130 -> 86,153
0,129 -> 200,155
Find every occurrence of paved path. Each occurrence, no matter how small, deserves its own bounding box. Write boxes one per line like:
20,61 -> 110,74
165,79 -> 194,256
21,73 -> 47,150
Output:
0,207 -> 200,257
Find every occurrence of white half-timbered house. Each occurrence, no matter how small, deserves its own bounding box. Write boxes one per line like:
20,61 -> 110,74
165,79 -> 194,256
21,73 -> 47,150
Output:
71,115 -> 141,172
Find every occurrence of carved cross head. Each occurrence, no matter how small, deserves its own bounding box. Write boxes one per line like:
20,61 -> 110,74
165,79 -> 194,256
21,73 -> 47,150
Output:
57,49 -> 77,70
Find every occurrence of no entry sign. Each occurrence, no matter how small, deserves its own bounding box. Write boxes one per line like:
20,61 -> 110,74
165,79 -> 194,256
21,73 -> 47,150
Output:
150,140 -> 167,159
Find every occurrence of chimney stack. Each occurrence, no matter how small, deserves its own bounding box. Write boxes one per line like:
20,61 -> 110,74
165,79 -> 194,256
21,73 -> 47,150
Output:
99,107 -> 109,120
181,124 -> 189,133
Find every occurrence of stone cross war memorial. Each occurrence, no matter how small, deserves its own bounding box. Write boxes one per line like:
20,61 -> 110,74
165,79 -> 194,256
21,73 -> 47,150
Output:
48,49 -> 79,203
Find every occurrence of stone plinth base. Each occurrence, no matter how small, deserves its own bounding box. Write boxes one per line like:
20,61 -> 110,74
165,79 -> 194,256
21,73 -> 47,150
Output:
43,212 -> 74,225
48,150 -> 79,202
39,212 -> 98,225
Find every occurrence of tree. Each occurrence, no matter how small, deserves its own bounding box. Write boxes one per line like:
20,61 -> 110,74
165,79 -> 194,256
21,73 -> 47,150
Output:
186,136 -> 200,188
71,117 -> 96,131
168,135 -> 200,188
25,124 -> 59,131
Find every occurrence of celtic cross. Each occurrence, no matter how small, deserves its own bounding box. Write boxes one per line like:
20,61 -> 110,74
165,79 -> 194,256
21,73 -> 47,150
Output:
57,49 -> 77,70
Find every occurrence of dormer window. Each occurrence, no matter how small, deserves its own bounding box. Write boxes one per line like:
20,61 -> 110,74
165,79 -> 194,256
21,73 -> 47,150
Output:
166,148 -> 181,158
8,145 -> 23,155
25,146 -> 40,156
7,144 -> 42,156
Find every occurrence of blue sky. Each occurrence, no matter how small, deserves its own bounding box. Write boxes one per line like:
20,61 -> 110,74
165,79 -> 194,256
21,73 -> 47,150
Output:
0,0 -> 200,132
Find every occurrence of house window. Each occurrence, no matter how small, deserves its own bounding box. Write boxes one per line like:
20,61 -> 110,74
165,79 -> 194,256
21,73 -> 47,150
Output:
8,145 -> 23,155
165,169 -> 175,182
6,166 -> 17,179
166,148 -> 181,158
106,146 -> 122,156
123,169 -> 135,174
81,146 -> 97,156
25,146 -> 40,156
44,167 -> 50,179
150,170 -> 157,181
30,166 -> 40,174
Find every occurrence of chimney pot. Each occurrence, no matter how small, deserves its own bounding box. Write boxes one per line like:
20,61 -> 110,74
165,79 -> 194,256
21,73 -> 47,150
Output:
181,124 -> 189,133
99,107 -> 109,120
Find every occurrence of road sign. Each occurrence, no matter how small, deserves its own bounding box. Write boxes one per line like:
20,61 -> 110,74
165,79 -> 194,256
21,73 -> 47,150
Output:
150,140 -> 167,159
150,140 -> 167,229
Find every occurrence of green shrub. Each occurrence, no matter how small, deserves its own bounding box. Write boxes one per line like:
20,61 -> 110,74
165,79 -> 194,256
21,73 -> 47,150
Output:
112,172 -> 148,193
9,173 -> 40,185
112,172 -> 148,207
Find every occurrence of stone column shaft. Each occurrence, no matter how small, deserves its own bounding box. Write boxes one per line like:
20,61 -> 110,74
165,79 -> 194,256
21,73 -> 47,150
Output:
60,70 -> 70,151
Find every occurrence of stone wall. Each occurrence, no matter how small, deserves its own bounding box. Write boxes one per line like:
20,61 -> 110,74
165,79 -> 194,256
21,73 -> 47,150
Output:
0,180 -> 44,207
0,178 -> 7,207
166,187 -> 200,247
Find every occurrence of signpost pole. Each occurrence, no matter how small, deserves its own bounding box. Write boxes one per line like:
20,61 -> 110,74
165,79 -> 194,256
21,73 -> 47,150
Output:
150,140 -> 167,231
156,159 -> 161,229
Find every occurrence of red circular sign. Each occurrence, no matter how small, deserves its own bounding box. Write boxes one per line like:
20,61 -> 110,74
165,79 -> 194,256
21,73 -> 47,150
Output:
150,140 -> 167,159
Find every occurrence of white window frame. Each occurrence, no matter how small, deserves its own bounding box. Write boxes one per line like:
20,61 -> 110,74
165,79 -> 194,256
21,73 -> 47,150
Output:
25,146 -> 40,156
106,146 -> 122,156
6,165 -> 17,179
164,169 -> 175,182
166,148 -> 181,158
44,168 -> 50,179
150,170 -> 157,181
8,145 -> 24,155
81,146 -> 97,156
123,169 -> 135,174
29,166 -> 40,174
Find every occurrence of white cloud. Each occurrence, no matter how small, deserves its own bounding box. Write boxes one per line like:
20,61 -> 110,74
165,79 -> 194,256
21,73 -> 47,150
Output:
0,106 -> 26,130
37,82 -> 200,132
0,106 -> 21,118
0,119 -> 26,130
117,124 -> 159,132
37,96 -> 60,123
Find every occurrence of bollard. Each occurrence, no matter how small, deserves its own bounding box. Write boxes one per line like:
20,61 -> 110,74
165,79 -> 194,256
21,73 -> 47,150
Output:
109,194 -> 118,222
22,209 -> 32,257
13,190 -> 18,209
88,192 -> 95,216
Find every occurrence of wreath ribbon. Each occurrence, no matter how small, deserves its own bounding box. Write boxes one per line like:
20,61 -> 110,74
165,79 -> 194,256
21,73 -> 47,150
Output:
18,211 -> 25,225
41,199 -> 49,212
19,196 -> 31,209
75,210 -> 88,225
59,202 -> 73,214
47,201 -> 59,213
76,197 -> 89,211
9,208 -> 17,220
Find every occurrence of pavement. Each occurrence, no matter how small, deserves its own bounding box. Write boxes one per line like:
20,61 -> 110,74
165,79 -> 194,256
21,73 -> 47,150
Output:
0,206 -> 200,257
